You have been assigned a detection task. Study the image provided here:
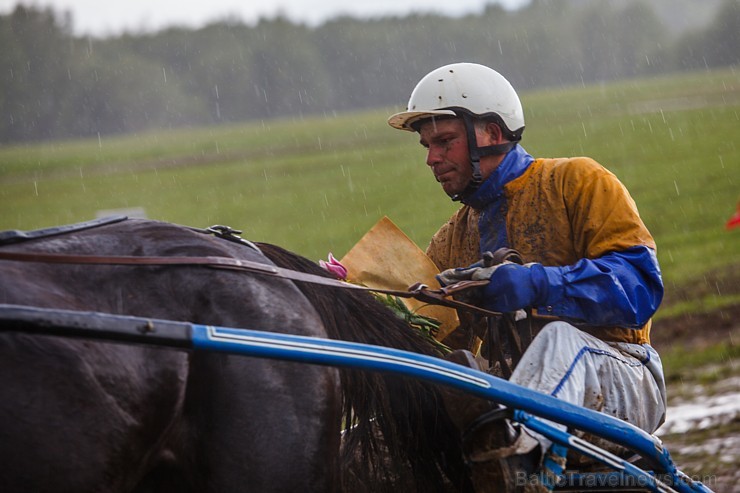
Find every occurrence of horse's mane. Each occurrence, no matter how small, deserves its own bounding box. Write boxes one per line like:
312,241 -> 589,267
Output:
258,243 -> 469,492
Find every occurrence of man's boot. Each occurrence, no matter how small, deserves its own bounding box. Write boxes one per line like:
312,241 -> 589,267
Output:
442,350 -> 542,492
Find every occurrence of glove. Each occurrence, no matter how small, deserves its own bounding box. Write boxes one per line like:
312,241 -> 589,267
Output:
482,263 -> 549,313
436,260 -> 515,286
436,259 -> 521,306
435,260 -> 506,305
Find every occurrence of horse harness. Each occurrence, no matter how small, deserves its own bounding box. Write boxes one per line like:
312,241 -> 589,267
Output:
0,216 -> 537,374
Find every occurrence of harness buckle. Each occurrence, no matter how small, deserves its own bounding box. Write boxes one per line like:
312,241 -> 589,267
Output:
205,225 -> 261,253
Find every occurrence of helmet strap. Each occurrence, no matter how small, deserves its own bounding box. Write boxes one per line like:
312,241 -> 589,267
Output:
451,113 -> 516,202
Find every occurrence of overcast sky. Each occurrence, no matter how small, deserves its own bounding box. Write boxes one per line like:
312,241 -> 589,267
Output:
0,0 -> 529,36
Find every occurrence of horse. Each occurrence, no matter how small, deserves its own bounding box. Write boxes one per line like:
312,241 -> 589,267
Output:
0,217 -> 470,492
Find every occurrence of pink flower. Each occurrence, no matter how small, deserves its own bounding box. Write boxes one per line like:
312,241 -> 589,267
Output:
319,253 -> 348,280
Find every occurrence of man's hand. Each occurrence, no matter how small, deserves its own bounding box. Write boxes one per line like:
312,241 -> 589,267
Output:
436,260 -> 515,286
436,260 -> 511,305
483,263 -> 547,312
437,261 -> 548,312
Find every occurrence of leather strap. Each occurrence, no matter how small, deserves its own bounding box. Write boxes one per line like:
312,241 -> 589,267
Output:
0,250 -> 505,318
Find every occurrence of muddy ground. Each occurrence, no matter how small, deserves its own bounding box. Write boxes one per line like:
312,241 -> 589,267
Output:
650,303 -> 740,493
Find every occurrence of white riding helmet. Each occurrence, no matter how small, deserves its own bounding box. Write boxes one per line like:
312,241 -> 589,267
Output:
388,62 -> 525,140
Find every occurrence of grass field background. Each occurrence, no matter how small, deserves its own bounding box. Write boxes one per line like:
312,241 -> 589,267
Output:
1,67 -> 738,313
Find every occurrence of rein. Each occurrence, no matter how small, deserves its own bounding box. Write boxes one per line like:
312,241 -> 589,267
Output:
0,219 -> 546,361
0,248 -> 502,319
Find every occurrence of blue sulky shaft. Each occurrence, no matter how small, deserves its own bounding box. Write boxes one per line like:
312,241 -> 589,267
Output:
194,325 -> 712,493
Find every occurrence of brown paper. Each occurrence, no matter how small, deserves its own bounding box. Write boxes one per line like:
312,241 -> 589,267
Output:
340,216 -> 459,341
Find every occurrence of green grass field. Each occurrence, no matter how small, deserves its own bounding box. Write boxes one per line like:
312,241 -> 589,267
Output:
1,67 -> 739,312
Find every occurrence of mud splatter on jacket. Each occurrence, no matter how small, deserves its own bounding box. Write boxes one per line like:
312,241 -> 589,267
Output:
426,145 -> 663,344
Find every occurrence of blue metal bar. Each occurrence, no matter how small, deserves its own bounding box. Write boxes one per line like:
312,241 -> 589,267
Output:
513,411 -> 712,492
193,325 -> 712,492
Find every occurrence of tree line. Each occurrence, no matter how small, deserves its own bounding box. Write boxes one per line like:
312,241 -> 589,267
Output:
1,0 -> 737,143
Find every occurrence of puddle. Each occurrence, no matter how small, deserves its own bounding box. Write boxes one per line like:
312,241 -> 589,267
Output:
656,391 -> 740,436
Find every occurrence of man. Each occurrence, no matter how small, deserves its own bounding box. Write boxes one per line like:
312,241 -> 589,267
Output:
388,63 -> 666,489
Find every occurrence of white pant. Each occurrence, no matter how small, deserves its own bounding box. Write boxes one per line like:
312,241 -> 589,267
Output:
510,321 -> 667,457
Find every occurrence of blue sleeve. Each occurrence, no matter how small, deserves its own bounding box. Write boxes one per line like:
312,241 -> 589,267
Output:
532,246 -> 663,328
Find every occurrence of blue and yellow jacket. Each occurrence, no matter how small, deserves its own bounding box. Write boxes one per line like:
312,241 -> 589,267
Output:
426,145 -> 663,345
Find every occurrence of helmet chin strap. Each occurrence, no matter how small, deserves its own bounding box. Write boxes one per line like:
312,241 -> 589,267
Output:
451,113 -> 516,202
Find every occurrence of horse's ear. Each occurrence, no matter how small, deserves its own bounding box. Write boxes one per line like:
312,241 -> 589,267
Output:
340,216 -> 459,340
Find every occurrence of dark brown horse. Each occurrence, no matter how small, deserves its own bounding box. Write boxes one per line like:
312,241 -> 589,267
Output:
0,218 -> 469,492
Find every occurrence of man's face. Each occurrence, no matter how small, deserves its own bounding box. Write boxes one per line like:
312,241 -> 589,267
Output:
418,118 -> 472,197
